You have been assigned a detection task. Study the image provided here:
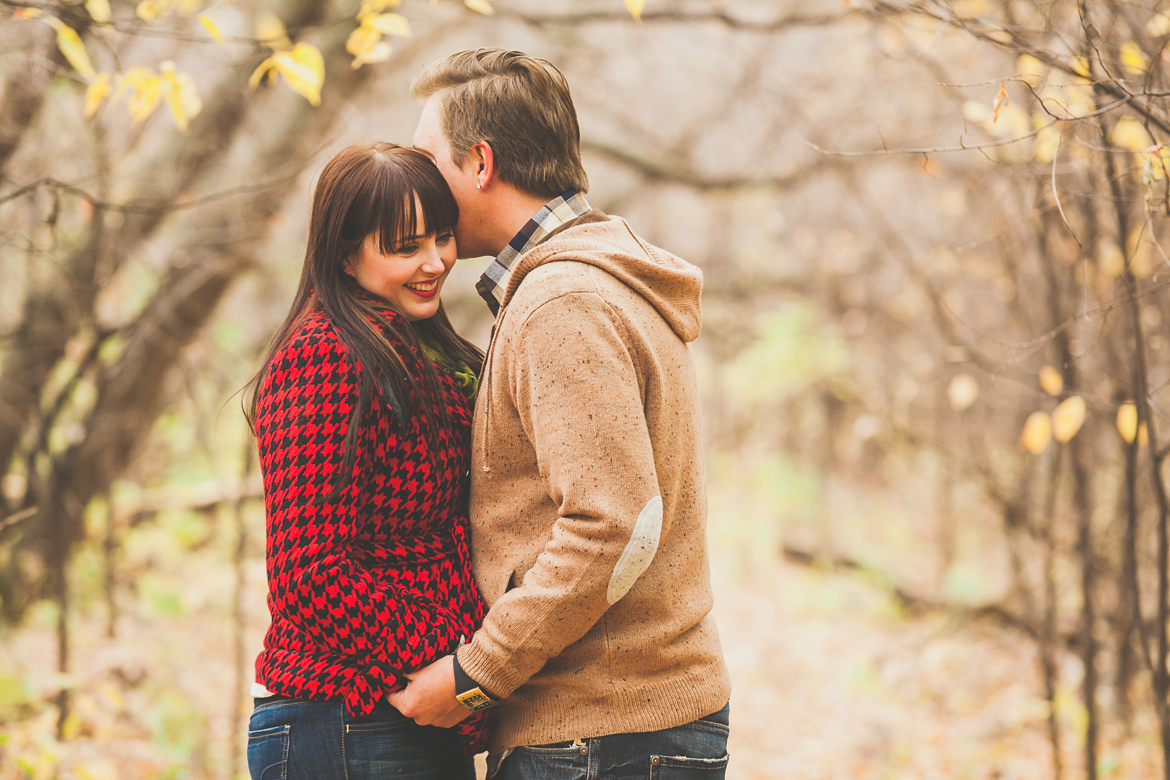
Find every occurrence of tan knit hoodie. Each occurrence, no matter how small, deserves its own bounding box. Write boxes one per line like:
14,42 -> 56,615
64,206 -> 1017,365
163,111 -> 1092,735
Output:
456,210 -> 731,755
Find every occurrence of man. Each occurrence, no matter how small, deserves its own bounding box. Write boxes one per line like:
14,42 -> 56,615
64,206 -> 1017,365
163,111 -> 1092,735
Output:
388,48 -> 731,778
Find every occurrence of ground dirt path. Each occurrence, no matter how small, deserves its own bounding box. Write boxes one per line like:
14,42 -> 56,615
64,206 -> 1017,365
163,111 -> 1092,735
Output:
1,556 -> 1161,778
715,560 -> 1159,780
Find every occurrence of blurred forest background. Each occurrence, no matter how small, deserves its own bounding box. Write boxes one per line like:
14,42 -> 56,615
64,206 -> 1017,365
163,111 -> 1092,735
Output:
3,0 -> 1170,777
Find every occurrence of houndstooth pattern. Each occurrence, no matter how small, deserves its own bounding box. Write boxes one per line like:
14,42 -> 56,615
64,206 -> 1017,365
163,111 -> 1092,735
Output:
253,294 -> 489,755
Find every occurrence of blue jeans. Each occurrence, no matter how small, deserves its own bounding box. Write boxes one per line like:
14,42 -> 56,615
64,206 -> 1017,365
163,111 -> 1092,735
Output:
247,696 -> 475,780
498,703 -> 730,780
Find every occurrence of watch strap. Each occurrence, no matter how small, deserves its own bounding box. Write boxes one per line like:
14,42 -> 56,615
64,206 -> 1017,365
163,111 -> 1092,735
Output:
452,652 -> 498,712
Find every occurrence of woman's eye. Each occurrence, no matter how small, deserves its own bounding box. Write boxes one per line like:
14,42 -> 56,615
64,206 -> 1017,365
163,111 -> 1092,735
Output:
395,244 -> 419,255
437,232 -> 454,244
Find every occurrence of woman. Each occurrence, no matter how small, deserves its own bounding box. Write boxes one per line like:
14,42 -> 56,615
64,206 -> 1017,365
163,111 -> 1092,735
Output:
244,142 -> 488,780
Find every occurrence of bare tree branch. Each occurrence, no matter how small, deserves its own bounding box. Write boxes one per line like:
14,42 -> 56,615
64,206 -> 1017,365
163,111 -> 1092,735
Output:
583,138 -> 836,191
500,8 -> 854,32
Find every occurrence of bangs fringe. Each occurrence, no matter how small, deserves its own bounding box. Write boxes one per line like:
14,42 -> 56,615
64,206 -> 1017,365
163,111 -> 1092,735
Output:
362,153 -> 459,257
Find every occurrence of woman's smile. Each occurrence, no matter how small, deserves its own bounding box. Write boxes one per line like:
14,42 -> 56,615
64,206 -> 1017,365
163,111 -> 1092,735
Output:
404,279 -> 440,296
349,199 -> 456,320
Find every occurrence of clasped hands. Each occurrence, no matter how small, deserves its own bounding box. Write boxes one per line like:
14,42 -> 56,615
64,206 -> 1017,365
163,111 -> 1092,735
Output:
385,654 -> 473,728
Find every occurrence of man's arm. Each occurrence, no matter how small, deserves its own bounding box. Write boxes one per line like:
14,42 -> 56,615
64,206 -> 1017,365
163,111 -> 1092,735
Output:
393,289 -> 663,723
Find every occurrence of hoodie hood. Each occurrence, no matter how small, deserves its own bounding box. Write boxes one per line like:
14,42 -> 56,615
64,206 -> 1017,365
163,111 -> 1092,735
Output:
500,210 -> 703,343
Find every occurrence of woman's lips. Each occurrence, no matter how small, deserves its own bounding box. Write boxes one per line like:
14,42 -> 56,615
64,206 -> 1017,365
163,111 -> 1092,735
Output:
404,279 -> 439,298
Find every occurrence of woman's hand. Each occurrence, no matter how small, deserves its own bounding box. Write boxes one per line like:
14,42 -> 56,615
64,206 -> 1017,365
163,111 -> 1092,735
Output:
386,655 -> 472,728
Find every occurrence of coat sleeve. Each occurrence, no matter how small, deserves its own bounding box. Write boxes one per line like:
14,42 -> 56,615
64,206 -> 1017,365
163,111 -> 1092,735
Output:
456,290 -> 664,699
256,331 -> 462,708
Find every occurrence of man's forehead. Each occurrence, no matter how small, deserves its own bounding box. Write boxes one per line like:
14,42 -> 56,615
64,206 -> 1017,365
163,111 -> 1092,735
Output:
412,101 -> 443,151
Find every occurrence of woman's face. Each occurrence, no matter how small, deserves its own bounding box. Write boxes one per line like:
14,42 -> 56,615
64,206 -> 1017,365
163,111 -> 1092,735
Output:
349,208 -> 456,322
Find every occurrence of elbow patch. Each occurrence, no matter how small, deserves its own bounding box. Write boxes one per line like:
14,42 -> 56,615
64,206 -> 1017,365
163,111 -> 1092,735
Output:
606,496 -> 663,605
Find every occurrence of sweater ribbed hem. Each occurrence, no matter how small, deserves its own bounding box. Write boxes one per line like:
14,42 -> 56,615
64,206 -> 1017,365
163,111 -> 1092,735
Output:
456,637 -> 525,700
482,660 -> 731,755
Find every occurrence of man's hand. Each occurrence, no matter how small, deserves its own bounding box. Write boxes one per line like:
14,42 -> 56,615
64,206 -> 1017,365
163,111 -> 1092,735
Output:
386,655 -> 471,728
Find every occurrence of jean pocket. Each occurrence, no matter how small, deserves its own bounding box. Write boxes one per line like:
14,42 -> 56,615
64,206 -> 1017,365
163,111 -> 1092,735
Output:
515,741 -> 588,757
693,702 -> 730,735
345,701 -> 415,735
345,718 -> 451,778
650,753 -> 730,779
252,697 -> 300,716
247,724 -> 291,780
505,743 -> 588,780
688,718 -> 730,738
344,720 -> 414,734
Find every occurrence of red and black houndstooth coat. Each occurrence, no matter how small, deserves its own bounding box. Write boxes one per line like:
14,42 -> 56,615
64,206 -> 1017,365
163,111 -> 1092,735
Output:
252,291 -> 489,755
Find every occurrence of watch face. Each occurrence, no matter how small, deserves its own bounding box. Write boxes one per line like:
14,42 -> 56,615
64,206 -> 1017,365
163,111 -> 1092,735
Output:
456,688 -> 496,712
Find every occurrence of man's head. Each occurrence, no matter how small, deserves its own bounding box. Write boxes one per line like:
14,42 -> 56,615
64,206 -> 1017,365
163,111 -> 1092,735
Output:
412,48 -> 588,257
412,48 -> 588,198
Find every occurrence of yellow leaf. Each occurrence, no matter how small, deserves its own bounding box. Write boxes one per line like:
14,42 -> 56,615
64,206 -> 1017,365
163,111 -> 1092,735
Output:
1112,116 -> 1153,151
464,0 -> 494,14
14,6 -> 43,18
1148,12 -> 1170,37
624,0 -> 645,20
357,0 -> 401,22
992,82 -> 1009,123
256,12 -> 291,50
1039,365 -> 1063,396
1117,402 -> 1138,444
128,77 -> 164,124
947,374 -> 979,411
199,14 -> 225,43
1121,41 -> 1149,76
1126,229 -> 1159,278
1052,395 -> 1086,443
249,57 -> 277,89
118,66 -> 164,124
160,62 -> 201,132
1021,411 -> 1053,455
962,99 -> 1028,139
1143,147 -> 1169,182
346,25 -> 382,58
1034,120 -> 1061,163
1018,54 -> 1045,85
46,20 -> 96,80
86,0 -> 111,24
114,65 -> 152,97
271,43 -> 324,106
1042,82 -> 1094,120
365,12 -> 411,37
1072,56 -> 1091,80
136,0 -> 160,20
352,41 -> 392,69
84,72 -> 112,118
1098,240 -> 1125,278
175,0 -> 200,17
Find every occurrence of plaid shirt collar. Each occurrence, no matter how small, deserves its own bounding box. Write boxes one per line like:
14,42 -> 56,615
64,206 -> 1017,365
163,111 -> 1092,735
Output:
475,191 -> 592,315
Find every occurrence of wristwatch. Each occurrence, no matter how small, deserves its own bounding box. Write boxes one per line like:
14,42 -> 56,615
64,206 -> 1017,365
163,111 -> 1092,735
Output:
452,652 -> 499,712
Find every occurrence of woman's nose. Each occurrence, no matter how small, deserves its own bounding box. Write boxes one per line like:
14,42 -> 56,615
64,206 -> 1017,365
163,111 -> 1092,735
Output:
420,243 -> 445,274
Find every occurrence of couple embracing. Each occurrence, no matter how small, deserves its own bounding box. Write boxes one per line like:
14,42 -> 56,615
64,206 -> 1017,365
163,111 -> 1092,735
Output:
244,48 -> 731,780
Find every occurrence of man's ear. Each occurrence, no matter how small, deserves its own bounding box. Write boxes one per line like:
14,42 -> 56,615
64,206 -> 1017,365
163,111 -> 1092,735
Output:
469,140 -> 495,189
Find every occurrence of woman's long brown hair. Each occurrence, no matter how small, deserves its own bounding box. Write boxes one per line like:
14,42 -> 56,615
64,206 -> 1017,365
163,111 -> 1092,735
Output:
244,142 -> 483,494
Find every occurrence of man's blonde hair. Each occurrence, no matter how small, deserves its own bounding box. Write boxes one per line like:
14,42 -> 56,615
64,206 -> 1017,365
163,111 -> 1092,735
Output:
411,48 -> 589,198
